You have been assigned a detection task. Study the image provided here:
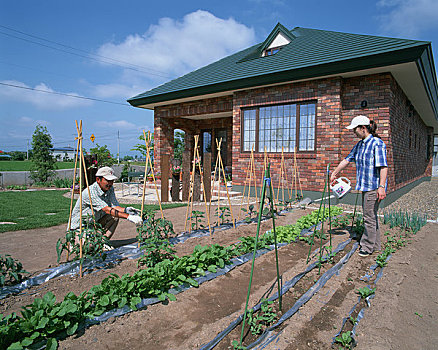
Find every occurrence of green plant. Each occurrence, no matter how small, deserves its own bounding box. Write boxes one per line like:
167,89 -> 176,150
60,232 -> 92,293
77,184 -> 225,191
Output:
0,254 -> 28,286
6,185 -> 27,190
216,206 -> 231,225
241,204 -> 256,224
30,124 -> 56,183
56,219 -> 109,264
356,286 -> 376,299
88,144 -> 115,167
53,177 -> 71,188
335,331 -> 353,349
137,223 -> 176,268
232,340 -> 247,349
246,298 -> 277,335
190,210 -> 205,230
349,316 -> 358,325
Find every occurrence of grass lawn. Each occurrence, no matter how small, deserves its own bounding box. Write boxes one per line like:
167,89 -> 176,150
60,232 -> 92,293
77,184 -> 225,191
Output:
0,161 -> 76,171
0,190 -> 185,233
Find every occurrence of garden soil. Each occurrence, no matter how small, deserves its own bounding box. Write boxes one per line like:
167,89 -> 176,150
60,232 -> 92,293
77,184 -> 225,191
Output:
0,204 -> 437,349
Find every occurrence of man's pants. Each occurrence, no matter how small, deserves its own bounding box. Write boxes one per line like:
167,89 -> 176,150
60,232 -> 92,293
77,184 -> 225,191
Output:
97,214 -> 119,239
360,189 -> 381,253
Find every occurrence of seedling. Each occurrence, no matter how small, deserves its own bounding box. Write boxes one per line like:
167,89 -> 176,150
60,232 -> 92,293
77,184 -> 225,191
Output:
349,316 -> 358,325
190,210 -> 205,230
0,254 -> 28,286
215,206 -> 231,225
356,287 -> 376,299
415,312 -> 423,318
335,331 -> 353,349
240,204 -> 256,223
244,298 -> 278,336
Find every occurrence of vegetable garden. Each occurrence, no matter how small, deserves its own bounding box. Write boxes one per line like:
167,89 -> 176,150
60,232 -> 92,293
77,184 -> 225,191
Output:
0,129 -> 434,349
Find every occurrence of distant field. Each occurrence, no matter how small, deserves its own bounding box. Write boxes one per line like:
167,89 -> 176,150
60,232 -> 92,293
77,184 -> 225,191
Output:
0,161 -> 75,171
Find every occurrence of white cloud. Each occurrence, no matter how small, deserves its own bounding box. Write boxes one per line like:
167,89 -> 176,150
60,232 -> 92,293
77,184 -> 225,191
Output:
377,0 -> 438,37
99,120 -> 139,130
97,10 -> 256,77
92,83 -> 145,100
0,80 -> 92,110
17,116 -> 50,127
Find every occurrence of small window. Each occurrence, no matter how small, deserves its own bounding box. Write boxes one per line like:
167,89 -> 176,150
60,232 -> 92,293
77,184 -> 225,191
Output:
264,47 -> 282,56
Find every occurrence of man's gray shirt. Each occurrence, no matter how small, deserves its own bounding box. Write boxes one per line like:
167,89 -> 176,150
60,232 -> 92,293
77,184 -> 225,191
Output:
69,182 -> 119,229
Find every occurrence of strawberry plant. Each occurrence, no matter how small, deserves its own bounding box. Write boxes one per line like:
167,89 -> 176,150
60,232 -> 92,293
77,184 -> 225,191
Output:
0,254 -> 28,287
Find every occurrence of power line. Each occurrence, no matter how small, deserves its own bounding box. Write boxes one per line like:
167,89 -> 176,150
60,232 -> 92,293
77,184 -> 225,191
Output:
0,25 -> 173,79
0,82 -> 131,106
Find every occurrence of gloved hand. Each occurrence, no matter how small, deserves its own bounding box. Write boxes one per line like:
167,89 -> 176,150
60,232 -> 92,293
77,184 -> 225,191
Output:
127,214 -> 143,226
125,206 -> 140,215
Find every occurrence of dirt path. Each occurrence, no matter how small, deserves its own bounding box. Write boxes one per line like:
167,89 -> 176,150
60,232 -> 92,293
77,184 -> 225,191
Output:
355,223 -> 438,350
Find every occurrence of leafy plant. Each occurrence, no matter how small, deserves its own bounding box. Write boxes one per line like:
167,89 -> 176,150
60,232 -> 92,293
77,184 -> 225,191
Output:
88,144 -> 115,167
6,185 -> 27,190
52,177 -> 71,188
356,287 -> 376,299
0,254 -> 28,286
241,204 -> 256,224
335,331 -> 353,349
190,210 -> 205,230
30,124 -> 56,183
246,298 -> 277,335
216,206 -> 231,225
56,218 -> 109,264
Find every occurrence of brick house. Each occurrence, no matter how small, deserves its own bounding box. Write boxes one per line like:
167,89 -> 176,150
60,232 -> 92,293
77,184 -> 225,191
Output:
128,24 -> 438,204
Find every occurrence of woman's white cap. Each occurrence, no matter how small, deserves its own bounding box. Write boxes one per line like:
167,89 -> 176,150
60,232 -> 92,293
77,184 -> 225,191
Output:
346,115 -> 370,129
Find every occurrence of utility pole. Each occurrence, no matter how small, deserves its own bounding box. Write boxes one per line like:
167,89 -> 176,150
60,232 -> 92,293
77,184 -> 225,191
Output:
117,130 -> 120,164
26,139 -> 29,160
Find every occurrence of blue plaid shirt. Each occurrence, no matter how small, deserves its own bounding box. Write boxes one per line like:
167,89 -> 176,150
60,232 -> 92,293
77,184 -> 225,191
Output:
345,135 -> 387,192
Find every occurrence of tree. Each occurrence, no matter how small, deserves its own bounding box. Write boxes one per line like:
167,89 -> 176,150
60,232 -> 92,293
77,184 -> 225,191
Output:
30,124 -> 56,183
88,144 -> 115,167
131,132 -> 154,161
174,130 -> 185,162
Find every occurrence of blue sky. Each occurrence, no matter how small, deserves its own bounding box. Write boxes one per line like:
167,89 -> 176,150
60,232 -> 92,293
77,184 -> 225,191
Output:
1,0 -> 438,157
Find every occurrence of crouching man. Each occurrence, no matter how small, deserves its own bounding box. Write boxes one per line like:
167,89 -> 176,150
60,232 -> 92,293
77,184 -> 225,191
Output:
69,166 -> 143,240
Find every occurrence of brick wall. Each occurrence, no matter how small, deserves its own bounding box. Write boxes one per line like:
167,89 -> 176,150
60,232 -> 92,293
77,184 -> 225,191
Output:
154,96 -> 233,170
233,77 -> 342,192
153,73 -> 433,194
388,78 -> 433,190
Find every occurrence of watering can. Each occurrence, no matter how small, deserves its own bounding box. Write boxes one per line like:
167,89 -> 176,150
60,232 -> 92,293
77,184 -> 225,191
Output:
330,177 -> 351,199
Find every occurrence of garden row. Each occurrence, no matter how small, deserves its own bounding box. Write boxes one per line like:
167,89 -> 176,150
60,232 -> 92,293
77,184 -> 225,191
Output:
0,206 -> 345,349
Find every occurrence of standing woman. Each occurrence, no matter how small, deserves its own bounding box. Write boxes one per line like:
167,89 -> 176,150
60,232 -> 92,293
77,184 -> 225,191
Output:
330,115 -> 388,257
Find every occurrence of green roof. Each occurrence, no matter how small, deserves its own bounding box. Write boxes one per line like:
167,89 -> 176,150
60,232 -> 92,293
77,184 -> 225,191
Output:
128,25 -> 438,121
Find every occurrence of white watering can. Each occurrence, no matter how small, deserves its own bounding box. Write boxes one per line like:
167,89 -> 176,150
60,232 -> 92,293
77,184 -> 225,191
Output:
330,177 -> 351,199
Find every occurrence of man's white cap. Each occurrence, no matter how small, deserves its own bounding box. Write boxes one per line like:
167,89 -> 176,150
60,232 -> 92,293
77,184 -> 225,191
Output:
346,115 -> 370,129
96,166 -> 118,180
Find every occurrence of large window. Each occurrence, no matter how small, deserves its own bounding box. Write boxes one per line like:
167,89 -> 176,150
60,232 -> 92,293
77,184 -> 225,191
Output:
242,102 -> 316,152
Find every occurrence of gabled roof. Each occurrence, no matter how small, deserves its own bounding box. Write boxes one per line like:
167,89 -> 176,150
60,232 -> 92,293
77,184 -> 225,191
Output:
128,25 -> 438,127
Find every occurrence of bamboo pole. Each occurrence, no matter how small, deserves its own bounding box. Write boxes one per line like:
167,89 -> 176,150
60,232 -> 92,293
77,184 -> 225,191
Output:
140,130 -> 150,218
184,135 -> 199,232
208,139 -> 221,219
237,146 -> 253,221
216,138 -> 235,228
145,131 -> 164,220
250,148 -> 259,211
66,133 -> 80,261
195,146 -> 212,235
